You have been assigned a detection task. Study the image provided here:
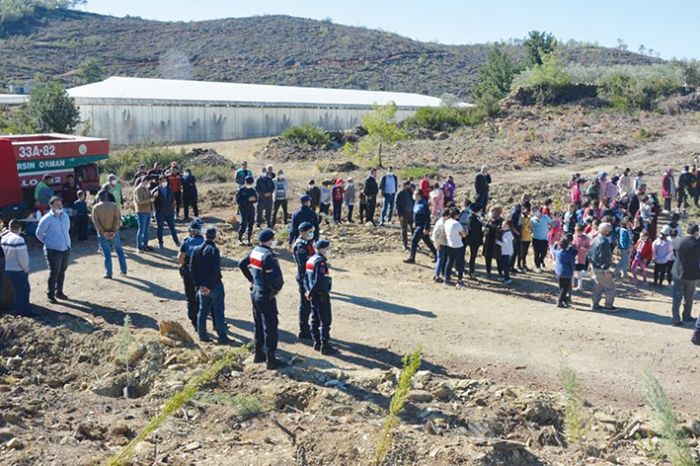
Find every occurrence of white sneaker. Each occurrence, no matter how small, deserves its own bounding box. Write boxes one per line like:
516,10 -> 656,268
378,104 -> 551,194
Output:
535,267 -> 542,273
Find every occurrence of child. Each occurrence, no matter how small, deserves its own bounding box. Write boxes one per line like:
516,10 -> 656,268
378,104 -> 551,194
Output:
547,218 -> 563,262
331,179 -> 345,224
518,208 -> 532,271
571,178 -> 584,208
319,180 -> 332,223
73,190 -> 90,241
496,220 -> 514,285
572,224 -> 591,290
542,199 -> 554,217
614,218 -> 632,280
563,203 -> 577,235
631,230 -> 653,283
639,196 -> 653,227
429,183 -> 444,221
344,177 -> 356,223
552,237 -> 577,308
652,227 -> 674,286
358,183 -> 367,224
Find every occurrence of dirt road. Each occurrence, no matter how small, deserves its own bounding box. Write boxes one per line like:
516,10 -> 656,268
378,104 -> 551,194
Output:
22,215 -> 700,418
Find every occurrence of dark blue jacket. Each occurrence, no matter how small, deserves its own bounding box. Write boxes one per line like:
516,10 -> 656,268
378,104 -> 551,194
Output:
182,174 -> 198,199
236,186 -> 258,211
255,175 -> 275,197
304,253 -> 332,296
190,240 -> 222,289
289,206 -> 319,245
293,237 -> 315,280
73,199 -> 89,216
552,245 -> 576,278
239,245 -> 284,298
413,200 -> 431,230
180,235 -> 204,271
152,186 -> 175,215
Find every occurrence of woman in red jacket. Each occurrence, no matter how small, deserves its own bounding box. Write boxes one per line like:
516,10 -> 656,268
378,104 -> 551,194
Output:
631,230 -> 653,283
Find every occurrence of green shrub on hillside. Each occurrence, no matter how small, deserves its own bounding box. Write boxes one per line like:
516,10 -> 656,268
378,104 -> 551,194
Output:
280,123 -> 331,148
403,106 -> 487,132
100,145 -> 186,179
473,46 -> 518,114
396,166 -> 438,180
599,71 -> 680,110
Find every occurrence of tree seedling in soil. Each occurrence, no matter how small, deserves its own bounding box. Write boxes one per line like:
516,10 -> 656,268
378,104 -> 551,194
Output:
117,315 -> 136,399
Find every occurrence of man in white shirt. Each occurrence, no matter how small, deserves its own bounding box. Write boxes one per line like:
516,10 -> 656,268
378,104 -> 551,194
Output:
1,219 -> 31,315
443,208 -> 467,287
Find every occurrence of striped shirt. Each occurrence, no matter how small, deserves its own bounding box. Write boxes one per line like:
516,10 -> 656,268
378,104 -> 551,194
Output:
1,232 -> 29,272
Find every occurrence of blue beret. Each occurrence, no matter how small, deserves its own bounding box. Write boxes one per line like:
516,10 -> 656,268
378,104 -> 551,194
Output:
298,221 -> 314,233
314,239 -> 330,249
258,228 -> 275,242
300,194 -> 311,203
245,176 -> 254,184
205,227 -> 217,239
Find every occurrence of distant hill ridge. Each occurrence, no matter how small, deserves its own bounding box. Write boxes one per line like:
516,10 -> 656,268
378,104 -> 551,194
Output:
0,9 -> 661,98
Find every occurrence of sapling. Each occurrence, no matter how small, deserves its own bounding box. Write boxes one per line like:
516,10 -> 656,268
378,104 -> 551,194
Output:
559,365 -> 588,447
117,315 -> 135,399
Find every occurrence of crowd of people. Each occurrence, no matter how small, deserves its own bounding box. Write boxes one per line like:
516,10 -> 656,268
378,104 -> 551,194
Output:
2,159 -> 700,363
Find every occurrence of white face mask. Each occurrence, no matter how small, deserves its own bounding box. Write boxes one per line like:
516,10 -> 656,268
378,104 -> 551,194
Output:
319,248 -> 329,256
161,182 -> 168,188
270,240 -> 279,248
53,208 -> 64,215
110,180 -> 117,186
246,183 -> 254,188
184,172 -> 191,177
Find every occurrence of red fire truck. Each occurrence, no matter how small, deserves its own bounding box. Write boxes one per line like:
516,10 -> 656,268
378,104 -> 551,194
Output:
0,133 -> 109,222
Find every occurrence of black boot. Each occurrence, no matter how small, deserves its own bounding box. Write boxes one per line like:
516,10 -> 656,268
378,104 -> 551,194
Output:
321,343 -> 338,355
253,349 -> 266,363
297,331 -> 313,341
266,352 -> 282,370
692,329 -> 700,346
312,341 -> 321,351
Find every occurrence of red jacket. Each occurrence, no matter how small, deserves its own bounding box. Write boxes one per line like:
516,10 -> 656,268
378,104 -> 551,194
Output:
419,179 -> 430,198
634,239 -> 653,262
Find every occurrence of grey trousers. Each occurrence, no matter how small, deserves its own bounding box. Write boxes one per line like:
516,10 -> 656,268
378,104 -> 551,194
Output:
592,269 -> 616,307
671,278 -> 697,322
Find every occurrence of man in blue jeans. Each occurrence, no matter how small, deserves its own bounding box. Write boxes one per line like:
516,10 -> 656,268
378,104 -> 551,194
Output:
1,220 -> 31,315
35,196 -> 71,303
152,175 -> 180,249
133,176 -> 155,251
379,167 -> 398,225
190,227 -> 230,344
92,191 -> 128,278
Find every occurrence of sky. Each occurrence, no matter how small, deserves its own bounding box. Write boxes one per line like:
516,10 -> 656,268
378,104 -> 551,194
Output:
82,0 -> 698,60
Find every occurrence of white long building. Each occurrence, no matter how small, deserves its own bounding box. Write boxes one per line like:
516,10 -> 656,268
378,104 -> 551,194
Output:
68,77 -> 445,145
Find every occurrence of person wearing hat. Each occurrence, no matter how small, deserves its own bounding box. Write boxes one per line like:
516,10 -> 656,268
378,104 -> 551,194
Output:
289,194 -> 319,246
151,175 -> 180,249
671,223 -> 700,328
236,176 -> 258,245
588,222 -> 617,311
35,196 -> 72,303
304,239 -> 337,354
292,222 -> 316,340
178,219 -> 205,329
235,161 -> 253,187
92,190 -> 128,279
166,162 -> 183,219
239,228 -> 285,369
190,227 -> 230,344
255,167 -> 275,228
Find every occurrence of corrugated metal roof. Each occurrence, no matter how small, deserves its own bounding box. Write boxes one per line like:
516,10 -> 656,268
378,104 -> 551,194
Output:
0,94 -> 29,105
68,76 -> 447,108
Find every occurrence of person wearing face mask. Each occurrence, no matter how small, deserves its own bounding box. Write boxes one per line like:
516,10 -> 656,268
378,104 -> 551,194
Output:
670,223 -> 700,331
107,174 -> 123,210
255,167 -> 275,228
292,222 -> 315,341
239,229 -> 285,369
236,176 -> 258,246
379,167 -> 398,225
304,239 -> 337,355
181,168 -> 199,220
272,169 -> 289,227
289,195 -> 319,246
2,220 -> 31,315
35,197 -> 72,303
151,175 -> 180,249
166,162 -> 183,219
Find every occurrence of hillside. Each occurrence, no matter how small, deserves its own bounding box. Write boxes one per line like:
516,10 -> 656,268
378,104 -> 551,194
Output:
0,9 -> 661,98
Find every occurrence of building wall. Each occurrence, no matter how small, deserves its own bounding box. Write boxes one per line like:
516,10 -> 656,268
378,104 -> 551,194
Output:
75,102 -> 418,145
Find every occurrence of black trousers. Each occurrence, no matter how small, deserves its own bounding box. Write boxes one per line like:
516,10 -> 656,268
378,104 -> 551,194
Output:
183,195 -> 199,219
180,268 -> 198,327
410,226 -> 437,259
365,195 -> 377,224
484,245 -> 502,275
238,208 -> 255,241
468,243 -> 480,275
332,199 -> 343,223
558,277 -> 572,304
400,215 -> 413,249
533,239 -> 548,268
359,203 -> 367,223
653,262 -> 671,285
75,215 -> 89,241
252,293 -> 279,354
519,240 -> 531,269
347,204 -> 354,222
45,248 -> 70,298
310,291 -> 332,346
297,279 -> 311,335
174,191 -> 182,218
445,246 -> 465,282
272,199 -> 288,226
510,237 -> 521,269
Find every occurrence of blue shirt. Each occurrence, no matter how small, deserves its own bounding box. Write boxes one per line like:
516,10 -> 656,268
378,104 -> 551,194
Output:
36,211 -> 71,251
617,227 -> 631,250
180,235 -> 205,271
190,240 -> 222,289
530,214 -> 552,240
552,245 -> 576,278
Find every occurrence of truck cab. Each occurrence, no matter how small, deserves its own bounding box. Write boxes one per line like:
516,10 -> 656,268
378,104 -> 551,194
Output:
0,133 -> 109,223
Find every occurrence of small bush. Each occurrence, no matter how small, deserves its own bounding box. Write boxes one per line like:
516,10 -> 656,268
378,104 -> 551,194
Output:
641,372 -> 695,466
402,106 -> 487,132
634,127 -> 654,141
100,145 -> 187,180
396,166 -> 438,180
280,123 -> 331,148
559,366 -> 588,446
